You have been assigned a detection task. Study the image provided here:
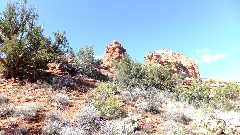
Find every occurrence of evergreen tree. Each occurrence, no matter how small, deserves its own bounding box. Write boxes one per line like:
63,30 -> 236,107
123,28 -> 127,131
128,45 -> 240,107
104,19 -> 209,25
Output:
0,0 -> 71,79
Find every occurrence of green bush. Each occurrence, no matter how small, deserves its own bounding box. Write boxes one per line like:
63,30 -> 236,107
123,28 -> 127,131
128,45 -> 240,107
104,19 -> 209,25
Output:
177,79 -> 211,107
74,45 -> 95,76
143,64 -> 180,90
96,82 -> 118,95
66,45 -> 108,81
210,83 -> 240,111
88,82 -> 125,119
114,54 -> 143,89
214,83 -> 240,100
92,96 -> 123,119
114,54 -> 179,91
175,80 -> 240,111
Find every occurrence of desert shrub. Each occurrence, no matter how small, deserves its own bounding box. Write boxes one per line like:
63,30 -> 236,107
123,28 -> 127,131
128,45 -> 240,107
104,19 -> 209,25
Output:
210,83 -> 240,111
71,45 -> 108,81
177,79 -> 211,107
174,79 -> 240,111
0,103 -> 14,117
203,119 -> 240,134
42,120 -> 64,135
59,125 -> 87,135
137,88 -> 164,114
163,120 -> 194,135
75,104 -> 101,133
15,102 -> 43,120
42,109 -> 69,135
100,114 -> 141,135
0,93 -> 14,117
0,93 -> 8,104
142,64 -> 180,91
44,109 -> 68,124
213,83 -> 240,100
43,106 -> 100,135
0,1 -> 72,79
55,93 -> 71,109
92,96 -> 124,119
96,82 -> 118,95
114,54 -> 180,92
88,82 -> 126,119
51,75 -> 77,91
162,110 -> 192,126
113,54 -> 143,89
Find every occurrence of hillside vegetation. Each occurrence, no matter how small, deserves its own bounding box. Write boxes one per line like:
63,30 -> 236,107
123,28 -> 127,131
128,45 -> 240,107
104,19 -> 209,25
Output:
0,1 -> 240,135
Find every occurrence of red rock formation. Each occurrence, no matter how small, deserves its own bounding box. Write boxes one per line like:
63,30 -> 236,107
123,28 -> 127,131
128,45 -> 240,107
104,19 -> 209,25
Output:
102,40 -> 126,67
144,49 -> 200,79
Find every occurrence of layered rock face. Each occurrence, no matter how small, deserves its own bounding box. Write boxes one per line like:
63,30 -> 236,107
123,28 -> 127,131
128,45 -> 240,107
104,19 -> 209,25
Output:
102,40 -> 126,67
144,49 -> 200,79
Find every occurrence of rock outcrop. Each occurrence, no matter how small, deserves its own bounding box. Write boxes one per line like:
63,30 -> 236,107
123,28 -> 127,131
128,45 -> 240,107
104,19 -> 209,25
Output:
144,49 -> 200,79
102,40 -> 126,67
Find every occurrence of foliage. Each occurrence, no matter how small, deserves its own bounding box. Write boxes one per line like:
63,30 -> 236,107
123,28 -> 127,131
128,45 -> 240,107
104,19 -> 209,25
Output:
42,109 -> 69,135
75,104 -> 101,133
114,54 -> 179,91
100,114 -> 141,135
74,46 -> 95,77
203,119 -> 240,134
92,96 -> 123,119
96,82 -> 118,95
210,83 -> 240,111
113,54 -> 143,89
15,102 -> 43,120
55,93 -> 71,109
177,79 -> 211,107
143,64 -> 180,90
213,83 -> 240,100
88,82 -> 125,119
43,106 -> 101,135
59,125 -> 87,135
175,79 -> 240,111
0,1 -> 71,79
65,45 -> 108,80
137,88 -> 163,114
0,93 -> 14,117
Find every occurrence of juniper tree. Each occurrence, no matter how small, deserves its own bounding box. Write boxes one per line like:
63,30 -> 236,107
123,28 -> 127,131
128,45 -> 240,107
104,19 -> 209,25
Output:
0,0 -> 71,79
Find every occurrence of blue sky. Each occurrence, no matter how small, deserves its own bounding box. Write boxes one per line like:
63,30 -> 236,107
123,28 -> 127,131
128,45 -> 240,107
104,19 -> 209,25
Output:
1,0 -> 240,81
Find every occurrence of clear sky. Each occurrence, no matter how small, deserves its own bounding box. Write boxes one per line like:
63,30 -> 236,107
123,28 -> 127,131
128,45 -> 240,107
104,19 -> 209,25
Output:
1,0 -> 240,81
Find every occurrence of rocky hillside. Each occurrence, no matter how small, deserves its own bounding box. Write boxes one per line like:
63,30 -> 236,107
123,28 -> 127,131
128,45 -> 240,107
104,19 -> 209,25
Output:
0,40 -> 240,135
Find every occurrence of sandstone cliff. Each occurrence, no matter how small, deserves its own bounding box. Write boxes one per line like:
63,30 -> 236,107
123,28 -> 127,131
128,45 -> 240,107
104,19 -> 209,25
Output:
102,40 -> 126,67
144,49 -> 200,79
